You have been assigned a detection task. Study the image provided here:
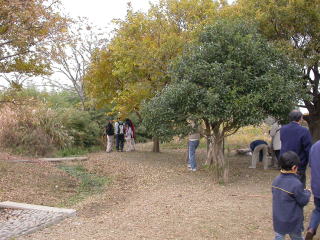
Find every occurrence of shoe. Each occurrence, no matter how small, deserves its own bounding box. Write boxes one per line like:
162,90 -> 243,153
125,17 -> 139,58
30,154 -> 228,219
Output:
306,230 -> 314,240
187,164 -> 191,170
192,168 -> 196,172
248,166 -> 256,169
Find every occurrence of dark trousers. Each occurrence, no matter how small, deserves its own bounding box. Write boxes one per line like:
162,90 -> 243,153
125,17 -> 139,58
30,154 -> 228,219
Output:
116,134 -> 124,151
274,150 -> 280,161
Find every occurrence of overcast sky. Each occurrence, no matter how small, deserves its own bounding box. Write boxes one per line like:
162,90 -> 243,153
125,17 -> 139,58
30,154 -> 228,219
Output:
60,0 -> 159,30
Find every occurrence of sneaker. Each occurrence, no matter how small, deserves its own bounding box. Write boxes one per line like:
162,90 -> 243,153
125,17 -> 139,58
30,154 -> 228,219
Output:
192,168 -> 196,172
187,164 -> 191,169
306,230 -> 314,240
248,166 -> 256,169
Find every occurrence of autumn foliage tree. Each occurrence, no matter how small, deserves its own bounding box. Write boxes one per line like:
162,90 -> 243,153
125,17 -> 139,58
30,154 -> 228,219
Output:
85,0 -> 219,151
0,0 -> 67,77
142,20 -> 305,181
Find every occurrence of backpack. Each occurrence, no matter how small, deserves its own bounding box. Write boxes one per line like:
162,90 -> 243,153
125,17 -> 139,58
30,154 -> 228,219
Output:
117,122 -> 124,135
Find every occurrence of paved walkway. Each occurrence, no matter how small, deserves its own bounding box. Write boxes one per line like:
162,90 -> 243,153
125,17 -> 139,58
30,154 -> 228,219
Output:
0,203 -> 75,240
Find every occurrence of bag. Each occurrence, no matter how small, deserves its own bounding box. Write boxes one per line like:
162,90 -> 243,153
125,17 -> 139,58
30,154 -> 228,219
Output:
117,122 -> 124,135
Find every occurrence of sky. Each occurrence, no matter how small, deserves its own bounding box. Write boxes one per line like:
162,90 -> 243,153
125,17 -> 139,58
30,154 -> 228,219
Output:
60,0 -> 160,30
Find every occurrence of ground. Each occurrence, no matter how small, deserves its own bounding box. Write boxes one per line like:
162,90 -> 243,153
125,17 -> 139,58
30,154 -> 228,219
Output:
0,144 -> 317,240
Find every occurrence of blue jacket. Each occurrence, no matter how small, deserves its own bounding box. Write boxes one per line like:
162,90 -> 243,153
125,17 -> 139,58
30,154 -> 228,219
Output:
249,140 -> 268,151
272,173 -> 311,234
280,122 -> 312,171
310,140 -> 320,198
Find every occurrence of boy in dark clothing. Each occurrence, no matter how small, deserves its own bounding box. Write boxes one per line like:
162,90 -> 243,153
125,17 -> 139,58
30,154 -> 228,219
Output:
272,151 -> 311,240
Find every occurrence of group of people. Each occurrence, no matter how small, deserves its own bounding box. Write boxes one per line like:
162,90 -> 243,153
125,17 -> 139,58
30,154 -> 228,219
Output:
249,110 -> 319,240
105,118 -> 135,153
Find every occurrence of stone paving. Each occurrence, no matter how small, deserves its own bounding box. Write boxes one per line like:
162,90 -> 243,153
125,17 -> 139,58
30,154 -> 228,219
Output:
0,202 -> 76,240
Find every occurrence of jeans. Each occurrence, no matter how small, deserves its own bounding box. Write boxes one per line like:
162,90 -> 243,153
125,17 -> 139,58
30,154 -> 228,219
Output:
188,140 -> 199,170
308,197 -> 320,234
274,232 -> 304,240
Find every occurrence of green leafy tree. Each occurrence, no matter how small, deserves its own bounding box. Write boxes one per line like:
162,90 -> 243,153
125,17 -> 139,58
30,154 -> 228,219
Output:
224,0 -> 320,141
142,20 -> 305,181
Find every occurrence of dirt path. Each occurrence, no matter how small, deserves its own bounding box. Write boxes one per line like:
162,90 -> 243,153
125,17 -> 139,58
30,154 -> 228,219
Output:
16,145 -> 315,240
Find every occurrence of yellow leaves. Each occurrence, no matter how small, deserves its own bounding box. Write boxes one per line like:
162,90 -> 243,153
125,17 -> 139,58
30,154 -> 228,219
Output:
85,0 -> 220,117
110,82 -> 153,118
0,0 -> 68,74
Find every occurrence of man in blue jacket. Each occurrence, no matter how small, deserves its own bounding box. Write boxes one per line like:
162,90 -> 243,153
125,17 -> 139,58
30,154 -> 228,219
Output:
272,151 -> 311,240
305,140 -> 320,240
280,110 -> 312,187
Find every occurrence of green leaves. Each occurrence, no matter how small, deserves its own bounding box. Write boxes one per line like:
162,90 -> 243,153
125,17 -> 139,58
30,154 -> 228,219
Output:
142,19 -> 304,139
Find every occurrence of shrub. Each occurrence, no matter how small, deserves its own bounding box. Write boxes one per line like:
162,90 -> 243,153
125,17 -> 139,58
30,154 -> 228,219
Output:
0,104 -> 73,156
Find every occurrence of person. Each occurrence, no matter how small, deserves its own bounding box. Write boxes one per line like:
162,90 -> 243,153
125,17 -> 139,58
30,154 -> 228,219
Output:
125,118 -> 135,151
270,121 -> 281,167
124,121 -> 134,152
272,151 -> 311,240
114,118 -> 125,152
280,110 -> 312,187
305,140 -> 320,240
187,122 -> 200,172
249,140 -> 269,169
105,118 -> 114,153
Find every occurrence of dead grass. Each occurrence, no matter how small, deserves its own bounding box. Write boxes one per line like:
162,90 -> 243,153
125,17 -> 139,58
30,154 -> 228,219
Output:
0,159 -> 79,206
11,144 -> 317,240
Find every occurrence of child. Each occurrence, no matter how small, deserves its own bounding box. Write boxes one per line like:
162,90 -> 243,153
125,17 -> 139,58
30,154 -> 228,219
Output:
272,151 -> 311,240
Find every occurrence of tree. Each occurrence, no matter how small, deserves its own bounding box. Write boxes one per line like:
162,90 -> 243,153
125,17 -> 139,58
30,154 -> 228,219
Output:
85,0 -> 218,151
142,20 -> 305,182
45,18 -> 108,110
224,0 -> 320,142
0,0 -> 67,75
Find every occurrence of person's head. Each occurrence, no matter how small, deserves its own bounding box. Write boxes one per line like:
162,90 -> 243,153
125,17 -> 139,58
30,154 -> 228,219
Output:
279,151 -> 300,172
289,110 -> 303,123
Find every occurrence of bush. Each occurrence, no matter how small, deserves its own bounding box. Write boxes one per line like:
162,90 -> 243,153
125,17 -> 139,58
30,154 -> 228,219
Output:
57,109 -> 102,148
0,104 -> 73,156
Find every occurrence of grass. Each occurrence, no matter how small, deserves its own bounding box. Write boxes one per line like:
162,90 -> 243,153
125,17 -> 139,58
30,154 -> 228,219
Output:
57,164 -> 110,207
161,124 -> 270,151
52,146 -> 102,158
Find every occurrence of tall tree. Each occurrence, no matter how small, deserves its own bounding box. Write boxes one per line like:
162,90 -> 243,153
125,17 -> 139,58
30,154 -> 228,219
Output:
224,0 -> 320,141
46,18 -> 108,109
85,0 -> 218,151
0,0 -> 68,75
142,20 -> 305,181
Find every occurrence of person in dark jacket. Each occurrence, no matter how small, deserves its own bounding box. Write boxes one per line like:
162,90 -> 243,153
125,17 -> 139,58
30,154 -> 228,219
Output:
305,140 -> 320,240
280,110 -> 312,187
272,151 -> 311,240
105,119 -> 114,153
249,140 -> 269,169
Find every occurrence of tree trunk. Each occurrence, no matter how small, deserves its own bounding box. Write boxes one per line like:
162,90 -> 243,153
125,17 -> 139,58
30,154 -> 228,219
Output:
305,114 -> 320,143
205,124 -> 228,183
206,137 -> 210,154
152,137 -> 160,152
206,136 -> 229,183
303,64 -> 320,142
